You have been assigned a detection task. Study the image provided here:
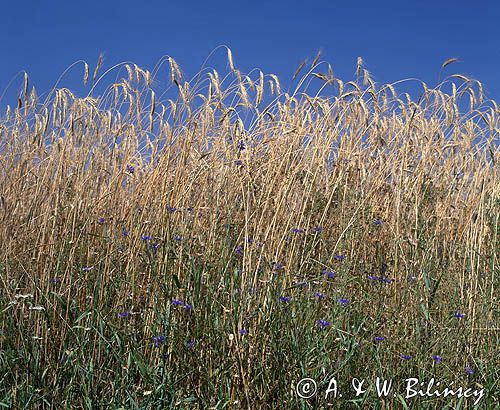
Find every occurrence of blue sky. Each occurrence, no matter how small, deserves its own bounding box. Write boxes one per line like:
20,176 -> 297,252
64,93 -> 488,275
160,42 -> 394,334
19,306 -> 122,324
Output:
1,0 -> 499,105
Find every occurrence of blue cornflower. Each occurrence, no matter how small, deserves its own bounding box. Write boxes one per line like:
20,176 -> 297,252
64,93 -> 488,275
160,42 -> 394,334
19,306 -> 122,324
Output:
151,242 -> 160,250
186,339 -> 197,349
97,217 -> 106,224
183,303 -> 193,310
273,262 -> 284,270
236,140 -> 246,151
400,354 -> 412,360
82,266 -> 94,271
453,310 -> 465,319
338,298 -> 350,307
368,275 -> 392,284
322,269 -> 336,279
117,311 -> 130,318
126,165 -> 135,173
153,335 -> 166,347
122,229 -> 129,237
464,366 -> 474,375
432,355 -> 443,364
166,205 -> 177,213
334,254 -> 346,261
239,329 -> 248,335
279,296 -> 291,303
234,160 -> 243,166
373,336 -> 385,342
373,218 -> 383,226
234,245 -> 244,255
291,228 -> 304,234
172,299 -> 184,306
317,319 -> 331,329
141,235 -> 152,241
312,226 -> 323,233
314,292 -> 326,300
296,281 -> 308,288
174,234 -> 183,242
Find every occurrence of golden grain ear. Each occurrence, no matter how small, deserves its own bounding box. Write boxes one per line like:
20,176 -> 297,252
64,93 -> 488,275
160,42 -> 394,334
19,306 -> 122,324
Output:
227,48 -> 235,71
23,73 -> 29,100
442,58 -> 458,69
93,54 -> 104,82
356,57 -> 363,77
83,62 -> 89,86
293,60 -> 306,80
311,50 -> 321,68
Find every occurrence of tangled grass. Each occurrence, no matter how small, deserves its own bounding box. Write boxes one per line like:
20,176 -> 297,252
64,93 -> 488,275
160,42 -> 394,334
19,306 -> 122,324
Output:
0,49 -> 498,409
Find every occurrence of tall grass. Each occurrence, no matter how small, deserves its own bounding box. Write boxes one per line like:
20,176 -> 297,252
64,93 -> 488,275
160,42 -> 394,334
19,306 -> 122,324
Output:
0,49 -> 498,409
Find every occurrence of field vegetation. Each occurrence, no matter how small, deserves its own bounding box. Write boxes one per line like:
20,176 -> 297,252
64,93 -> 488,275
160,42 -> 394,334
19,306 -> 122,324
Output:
0,49 -> 498,408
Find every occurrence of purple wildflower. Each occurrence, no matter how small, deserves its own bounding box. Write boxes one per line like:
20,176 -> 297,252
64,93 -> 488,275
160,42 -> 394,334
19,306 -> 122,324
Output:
368,275 -> 392,284
186,339 -> 197,349
126,165 -> 135,173
322,269 -> 336,279
291,228 -> 304,234
400,354 -> 412,360
432,355 -> 443,364
296,281 -> 308,288
453,310 -> 465,319
151,242 -> 160,250
172,299 -> 184,306
314,291 -> 326,300
464,366 -> 474,375
312,226 -> 323,233
117,311 -> 130,318
317,319 -> 331,329
279,296 -> 291,303
236,140 -> 246,151
183,303 -> 193,310
166,205 -> 177,213
239,329 -> 248,335
141,235 -> 152,241
334,254 -> 346,261
273,262 -> 284,270
373,218 -> 383,226
81,266 -> 94,272
338,298 -> 350,307
174,234 -> 183,242
373,336 -> 385,342
234,245 -> 244,255
153,335 -> 166,347
234,160 -> 243,166
97,217 -> 106,224
122,229 -> 129,237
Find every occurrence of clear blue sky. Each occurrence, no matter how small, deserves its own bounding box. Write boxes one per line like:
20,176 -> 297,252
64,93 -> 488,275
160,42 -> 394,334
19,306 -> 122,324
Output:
1,0 -> 499,104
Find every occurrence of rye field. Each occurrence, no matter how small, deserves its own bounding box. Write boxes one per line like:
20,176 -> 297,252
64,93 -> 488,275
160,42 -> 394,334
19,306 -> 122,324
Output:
0,51 -> 498,409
